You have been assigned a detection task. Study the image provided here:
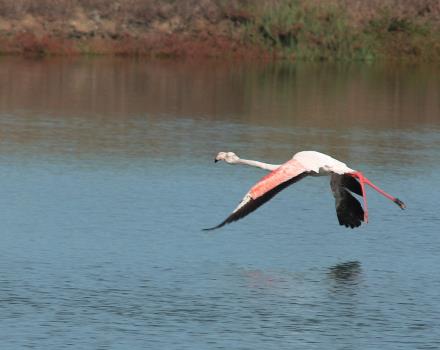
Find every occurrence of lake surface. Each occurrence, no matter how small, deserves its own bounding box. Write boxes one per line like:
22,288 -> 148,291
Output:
0,57 -> 439,349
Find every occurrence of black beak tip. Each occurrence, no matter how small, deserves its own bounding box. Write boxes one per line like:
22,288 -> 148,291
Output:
214,159 -> 219,163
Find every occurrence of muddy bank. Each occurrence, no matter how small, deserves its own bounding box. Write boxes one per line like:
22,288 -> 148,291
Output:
1,0 -> 440,60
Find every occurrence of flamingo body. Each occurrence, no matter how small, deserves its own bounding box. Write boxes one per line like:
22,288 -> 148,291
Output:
292,151 -> 355,175
206,151 -> 405,230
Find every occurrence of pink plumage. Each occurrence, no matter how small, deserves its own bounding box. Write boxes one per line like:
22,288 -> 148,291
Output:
206,151 -> 405,230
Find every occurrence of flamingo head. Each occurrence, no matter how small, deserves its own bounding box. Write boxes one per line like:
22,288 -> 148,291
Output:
214,152 -> 239,164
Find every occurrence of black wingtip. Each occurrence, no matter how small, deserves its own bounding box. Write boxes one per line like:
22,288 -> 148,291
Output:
203,221 -> 227,231
394,198 -> 406,210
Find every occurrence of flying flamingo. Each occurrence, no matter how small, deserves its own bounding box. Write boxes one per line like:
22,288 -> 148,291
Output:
205,151 -> 405,230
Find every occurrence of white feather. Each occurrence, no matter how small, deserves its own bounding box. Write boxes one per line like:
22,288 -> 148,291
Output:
293,151 -> 355,175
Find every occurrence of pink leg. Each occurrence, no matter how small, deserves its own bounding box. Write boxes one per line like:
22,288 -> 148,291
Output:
363,176 -> 406,209
350,171 -> 406,210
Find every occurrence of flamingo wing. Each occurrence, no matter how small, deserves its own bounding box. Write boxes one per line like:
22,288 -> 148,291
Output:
205,159 -> 309,230
330,174 -> 365,228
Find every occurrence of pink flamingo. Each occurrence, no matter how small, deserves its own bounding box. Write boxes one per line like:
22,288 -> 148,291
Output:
205,151 -> 405,230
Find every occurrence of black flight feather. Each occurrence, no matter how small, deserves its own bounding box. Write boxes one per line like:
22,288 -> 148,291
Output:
340,174 -> 363,196
330,174 -> 365,228
204,172 -> 309,231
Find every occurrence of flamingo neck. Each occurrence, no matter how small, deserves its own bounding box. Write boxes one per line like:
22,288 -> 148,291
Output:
237,158 -> 280,171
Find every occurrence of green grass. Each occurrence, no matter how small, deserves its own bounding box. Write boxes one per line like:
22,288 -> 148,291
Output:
235,0 -> 440,61
1,0 -> 440,61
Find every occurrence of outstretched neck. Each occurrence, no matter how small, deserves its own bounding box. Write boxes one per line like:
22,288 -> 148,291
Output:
237,158 -> 280,171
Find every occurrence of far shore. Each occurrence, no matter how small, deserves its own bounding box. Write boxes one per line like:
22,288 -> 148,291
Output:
1,0 -> 440,61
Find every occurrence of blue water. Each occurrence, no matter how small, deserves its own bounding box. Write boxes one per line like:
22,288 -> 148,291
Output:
0,58 -> 440,349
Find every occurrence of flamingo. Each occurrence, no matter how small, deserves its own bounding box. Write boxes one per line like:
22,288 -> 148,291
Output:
205,151 -> 405,230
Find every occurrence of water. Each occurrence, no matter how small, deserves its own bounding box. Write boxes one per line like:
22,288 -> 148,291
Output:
0,57 -> 440,349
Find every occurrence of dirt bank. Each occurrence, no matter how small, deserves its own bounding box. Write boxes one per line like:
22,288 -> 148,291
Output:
1,0 -> 440,60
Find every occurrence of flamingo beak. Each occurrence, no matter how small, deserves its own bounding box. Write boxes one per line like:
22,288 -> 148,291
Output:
214,159 -> 219,163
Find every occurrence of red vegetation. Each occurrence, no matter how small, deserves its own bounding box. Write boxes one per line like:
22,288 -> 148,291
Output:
0,0 -> 439,59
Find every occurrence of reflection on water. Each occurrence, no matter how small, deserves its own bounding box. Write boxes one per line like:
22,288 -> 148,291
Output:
1,57 -> 439,130
0,57 -> 440,349
328,261 -> 362,283
0,57 -> 439,173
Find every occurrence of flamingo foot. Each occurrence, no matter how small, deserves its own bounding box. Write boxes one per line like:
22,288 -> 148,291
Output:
394,198 -> 406,209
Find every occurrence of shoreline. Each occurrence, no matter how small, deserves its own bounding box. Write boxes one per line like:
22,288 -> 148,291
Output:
1,1 -> 440,61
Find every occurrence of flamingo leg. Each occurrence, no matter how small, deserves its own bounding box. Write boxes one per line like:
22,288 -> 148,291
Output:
362,176 -> 406,209
350,171 -> 406,211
